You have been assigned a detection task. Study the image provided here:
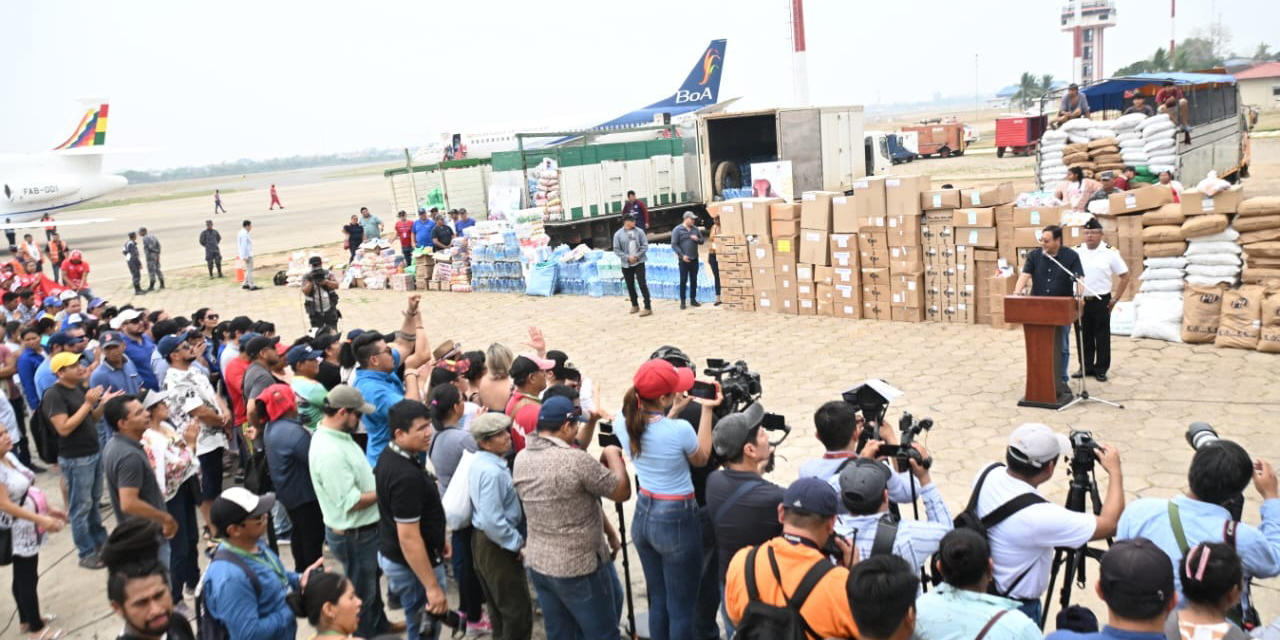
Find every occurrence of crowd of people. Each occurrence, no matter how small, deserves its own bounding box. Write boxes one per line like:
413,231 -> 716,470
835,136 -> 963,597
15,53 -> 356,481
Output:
0,285 -> 1276,640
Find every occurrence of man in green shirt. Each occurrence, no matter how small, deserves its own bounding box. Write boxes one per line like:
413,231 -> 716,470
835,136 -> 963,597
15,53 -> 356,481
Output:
308,384 -> 401,638
285,345 -> 326,430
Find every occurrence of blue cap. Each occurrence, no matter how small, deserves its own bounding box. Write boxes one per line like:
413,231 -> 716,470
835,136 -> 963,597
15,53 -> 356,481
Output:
346,328 -> 366,341
157,334 -> 185,359
536,396 -> 578,429
286,345 -> 323,368
43,296 -> 61,307
46,332 -> 73,347
238,331 -> 262,349
99,331 -> 126,348
88,297 -> 107,310
782,477 -> 840,517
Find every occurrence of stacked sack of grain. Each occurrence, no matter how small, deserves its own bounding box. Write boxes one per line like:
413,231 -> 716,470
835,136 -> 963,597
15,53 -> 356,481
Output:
1114,112 -> 1149,168
1087,123 -> 1124,177
1141,203 -> 1186,259
1040,129 -> 1068,184
1131,263 -> 1184,343
1137,114 -> 1178,177
1235,196 -> 1280,285
1183,227 -> 1241,287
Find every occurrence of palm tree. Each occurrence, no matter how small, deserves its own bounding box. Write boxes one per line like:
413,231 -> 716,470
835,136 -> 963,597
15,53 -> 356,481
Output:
1038,74 -> 1055,96
1011,72 -> 1040,108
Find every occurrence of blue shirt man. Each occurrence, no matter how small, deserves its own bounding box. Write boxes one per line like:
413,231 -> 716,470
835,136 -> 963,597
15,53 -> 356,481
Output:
114,309 -> 159,390
17,343 -> 44,410
469,416 -> 524,552
412,211 -> 435,248
89,332 -> 143,445
204,488 -> 303,640
350,339 -> 403,467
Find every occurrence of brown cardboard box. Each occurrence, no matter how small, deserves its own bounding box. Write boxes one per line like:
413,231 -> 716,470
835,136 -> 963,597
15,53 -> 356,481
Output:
862,299 -> 890,321
816,283 -> 835,303
1108,185 -> 1174,214
891,306 -> 925,322
887,214 -> 922,246
831,247 -> 858,270
955,227 -> 997,248
799,229 -> 830,266
1180,185 -> 1244,215
891,273 -> 924,300
770,203 -> 801,220
885,175 -> 928,219
832,177 -> 887,233
861,267 -> 890,288
796,281 -> 817,299
921,189 -> 962,211
774,235 -> 800,259
860,248 -> 890,270
952,208 -> 995,227
922,221 -> 954,246
774,253 -> 797,277
814,266 -> 835,286
961,182 -> 1015,207
797,297 -> 817,316
756,289 -> 776,313
795,263 -> 814,283
863,284 -> 891,304
800,191 -> 839,229
1062,224 -> 1085,244
889,245 -> 924,275
830,233 -> 857,253
752,266 -> 776,291
833,282 -> 860,303
770,218 -> 800,237
831,267 -> 858,286
724,298 -> 756,312
741,197 -> 784,238
816,300 -> 834,317
717,201 -> 745,236
1013,227 -> 1041,247
858,230 -> 889,253
1013,206 -> 1062,228
775,276 -> 796,297
778,296 -> 798,316
747,241 -> 774,268
836,300 -> 863,320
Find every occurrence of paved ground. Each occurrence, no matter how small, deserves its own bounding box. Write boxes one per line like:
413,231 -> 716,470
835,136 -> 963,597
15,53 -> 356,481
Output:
6,142 -> 1280,638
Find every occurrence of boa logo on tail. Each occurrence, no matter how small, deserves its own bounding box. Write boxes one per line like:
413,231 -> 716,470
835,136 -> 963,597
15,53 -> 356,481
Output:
699,49 -> 721,86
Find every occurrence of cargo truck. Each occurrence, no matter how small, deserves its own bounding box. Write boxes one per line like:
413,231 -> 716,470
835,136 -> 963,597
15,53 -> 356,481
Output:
386,105 -> 881,246
1033,72 -> 1252,188
901,122 -> 967,158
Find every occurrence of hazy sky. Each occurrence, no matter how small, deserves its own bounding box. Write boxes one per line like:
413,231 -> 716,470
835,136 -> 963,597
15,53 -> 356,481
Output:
3,0 -> 1275,171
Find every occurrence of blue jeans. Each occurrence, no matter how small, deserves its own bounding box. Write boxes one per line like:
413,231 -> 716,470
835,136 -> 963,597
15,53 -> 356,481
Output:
1059,325 -> 1071,383
379,553 -> 448,640
166,477 -> 201,600
528,560 -> 624,640
1017,598 -> 1042,627
719,582 -> 735,639
326,526 -> 389,638
60,453 -> 108,558
632,495 -> 704,640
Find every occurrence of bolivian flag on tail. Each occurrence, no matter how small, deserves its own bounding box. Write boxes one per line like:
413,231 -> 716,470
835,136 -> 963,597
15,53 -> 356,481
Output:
53,104 -> 109,150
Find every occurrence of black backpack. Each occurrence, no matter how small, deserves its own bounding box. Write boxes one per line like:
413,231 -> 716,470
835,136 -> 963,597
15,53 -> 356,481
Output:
733,545 -> 834,640
196,548 -> 262,640
952,463 -> 1047,596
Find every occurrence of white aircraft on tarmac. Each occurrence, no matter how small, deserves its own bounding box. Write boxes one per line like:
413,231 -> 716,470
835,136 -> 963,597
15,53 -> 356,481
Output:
0,103 -> 124,228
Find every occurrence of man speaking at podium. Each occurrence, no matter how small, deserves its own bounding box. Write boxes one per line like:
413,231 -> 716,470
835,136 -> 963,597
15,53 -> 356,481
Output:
1014,225 -> 1083,385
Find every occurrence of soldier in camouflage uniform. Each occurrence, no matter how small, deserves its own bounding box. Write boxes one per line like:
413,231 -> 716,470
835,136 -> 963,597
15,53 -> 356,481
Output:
139,227 -> 164,290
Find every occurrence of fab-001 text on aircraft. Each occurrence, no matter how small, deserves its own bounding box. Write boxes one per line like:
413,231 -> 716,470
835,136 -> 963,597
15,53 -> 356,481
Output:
415,39 -> 731,162
0,103 -> 124,228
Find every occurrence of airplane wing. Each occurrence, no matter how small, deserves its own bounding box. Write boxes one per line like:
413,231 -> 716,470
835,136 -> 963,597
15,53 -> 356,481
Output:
0,218 -> 113,231
691,97 -> 740,116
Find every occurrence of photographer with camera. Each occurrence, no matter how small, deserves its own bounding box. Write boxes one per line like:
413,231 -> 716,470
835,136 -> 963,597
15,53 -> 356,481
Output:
202,487 -> 323,640
704,402 -> 785,637
837,444 -> 951,572
800,401 -> 925,507
301,256 -> 340,333
1117,428 -> 1280,596
974,423 -> 1124,622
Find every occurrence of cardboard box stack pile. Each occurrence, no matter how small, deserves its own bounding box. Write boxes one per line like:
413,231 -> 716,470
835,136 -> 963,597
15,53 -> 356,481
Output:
734,197 -> 783,312
1101,184 -> 1175,300
771,202 -> 803,314
858,176 -> 923,321
918,182 -> 1013,324
713,200 -> 757,311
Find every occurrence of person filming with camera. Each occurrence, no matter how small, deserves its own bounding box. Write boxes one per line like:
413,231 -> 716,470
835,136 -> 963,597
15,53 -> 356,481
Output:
973,422 -> 1124,623
1117,428 -> 1280,597
800,401 -> 928,509
837,441 -> 951,572
301,256 -> 340,332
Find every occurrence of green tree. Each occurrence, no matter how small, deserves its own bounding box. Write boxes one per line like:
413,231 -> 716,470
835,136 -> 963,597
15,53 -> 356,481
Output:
1150,47 -> 1170,72
1038,74 -> 1055,95
1255,42 -> 1272,60
1011,72 -> 1040,108
1172,37 -> 1220,71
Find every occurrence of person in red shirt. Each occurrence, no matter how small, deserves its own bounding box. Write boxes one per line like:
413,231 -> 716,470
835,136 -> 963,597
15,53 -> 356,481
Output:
59,250 -> 92,301
503,354 -> 554,452
393,210 -> 415,266
1113,166 -> 1135,191
1156,80 -> 1189,131
269,183 -> 284,210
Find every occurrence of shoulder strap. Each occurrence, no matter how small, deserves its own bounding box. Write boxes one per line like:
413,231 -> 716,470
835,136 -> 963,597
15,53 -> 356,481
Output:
211,548 -> 262,595
1168,501 -> 1190,555
744,546 -> 762,602
871,514 -> 900,557
974,609 -> 1009,640
966,463 -> 1005,514
714,478 -> 767,524
980,493 -> 1048,530
767,547 -> 834,640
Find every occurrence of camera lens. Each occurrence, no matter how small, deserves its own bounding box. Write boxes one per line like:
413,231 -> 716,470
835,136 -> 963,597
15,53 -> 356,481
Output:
1186,422 -> 1219,450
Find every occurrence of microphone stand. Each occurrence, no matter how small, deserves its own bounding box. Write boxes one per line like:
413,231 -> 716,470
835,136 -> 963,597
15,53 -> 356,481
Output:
1040,249 -> 1124,411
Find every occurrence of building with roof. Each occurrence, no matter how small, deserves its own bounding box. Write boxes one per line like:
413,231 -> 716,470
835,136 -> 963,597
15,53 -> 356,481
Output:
1235,62 -> 1280,108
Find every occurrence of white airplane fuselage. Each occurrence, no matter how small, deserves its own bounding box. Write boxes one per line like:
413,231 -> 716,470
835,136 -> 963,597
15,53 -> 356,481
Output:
0,155 -> 128,222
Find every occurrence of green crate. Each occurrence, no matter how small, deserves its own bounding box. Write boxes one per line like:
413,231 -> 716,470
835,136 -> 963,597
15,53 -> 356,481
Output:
596,143 -> 626,162
645,139 -> 670,158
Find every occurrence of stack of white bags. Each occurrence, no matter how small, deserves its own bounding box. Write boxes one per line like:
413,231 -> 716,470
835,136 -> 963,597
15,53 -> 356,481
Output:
1184,228 -> 1243,287
1040,129 -> 1068,184
1137,114 -> 1178,176
1131,256 -> 1186,342
1114,112 -> 1148,167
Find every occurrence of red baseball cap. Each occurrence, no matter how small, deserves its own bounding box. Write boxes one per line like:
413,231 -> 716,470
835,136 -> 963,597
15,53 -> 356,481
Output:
633,359 -> 694,399
257,383 -> 297,422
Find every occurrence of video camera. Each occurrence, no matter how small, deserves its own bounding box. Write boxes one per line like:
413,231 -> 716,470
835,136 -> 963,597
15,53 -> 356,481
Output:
841,379 -> 903,453
704,358 -> 762,417
598,420 -> 621,450
1066,429 -> 1100,476
890,412 -> 934,472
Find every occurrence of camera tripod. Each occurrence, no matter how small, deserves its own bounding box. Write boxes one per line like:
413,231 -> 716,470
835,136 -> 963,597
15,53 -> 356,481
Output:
1039,460 -> 1109,629
1040,250 -> 1124,412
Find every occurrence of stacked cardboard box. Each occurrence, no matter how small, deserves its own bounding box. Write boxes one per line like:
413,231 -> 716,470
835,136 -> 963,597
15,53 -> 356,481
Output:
877,176 -> 928,321
987,272 -> 1019,330
1101,185 -> 1174,300
718,197 -> 782,313
770,203 -> 802,314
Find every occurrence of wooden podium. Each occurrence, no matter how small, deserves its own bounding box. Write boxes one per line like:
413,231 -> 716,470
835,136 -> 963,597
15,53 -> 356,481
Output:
1004,295 -> 1078,409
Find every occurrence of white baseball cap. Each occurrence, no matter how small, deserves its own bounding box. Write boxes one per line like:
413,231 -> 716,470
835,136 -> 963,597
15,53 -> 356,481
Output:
110,308 -> 143,330
58,289 -> 78,302
1008,423 -> 1072,467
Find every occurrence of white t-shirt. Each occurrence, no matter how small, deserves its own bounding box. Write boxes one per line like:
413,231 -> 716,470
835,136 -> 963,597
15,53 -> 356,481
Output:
974,467 -> 1096,599
1075,242 -> 1129,299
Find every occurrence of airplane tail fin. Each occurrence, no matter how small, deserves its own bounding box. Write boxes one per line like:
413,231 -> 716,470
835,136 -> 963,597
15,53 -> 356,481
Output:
647,40 -> 725,109
53,104 -> 109,150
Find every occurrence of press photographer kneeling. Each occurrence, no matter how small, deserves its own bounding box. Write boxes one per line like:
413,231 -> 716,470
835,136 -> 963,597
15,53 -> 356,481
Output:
301,256 -> 340,332
971,423 -> 1124,623
1117,423 -> 1280,615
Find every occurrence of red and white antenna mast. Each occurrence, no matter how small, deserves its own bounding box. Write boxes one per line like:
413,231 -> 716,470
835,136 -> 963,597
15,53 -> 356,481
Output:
789,0 -> 810,106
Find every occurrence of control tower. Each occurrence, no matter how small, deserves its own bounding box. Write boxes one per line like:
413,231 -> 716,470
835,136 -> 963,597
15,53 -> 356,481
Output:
1061,0 -> 1117,85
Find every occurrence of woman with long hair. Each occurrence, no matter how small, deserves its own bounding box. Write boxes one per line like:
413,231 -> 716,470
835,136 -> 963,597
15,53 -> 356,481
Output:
0,427 -> 67,639
303,571 -> 364,640
478,342 -> 514,411
139,390 -> 201,617
614,358 -> 720,640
